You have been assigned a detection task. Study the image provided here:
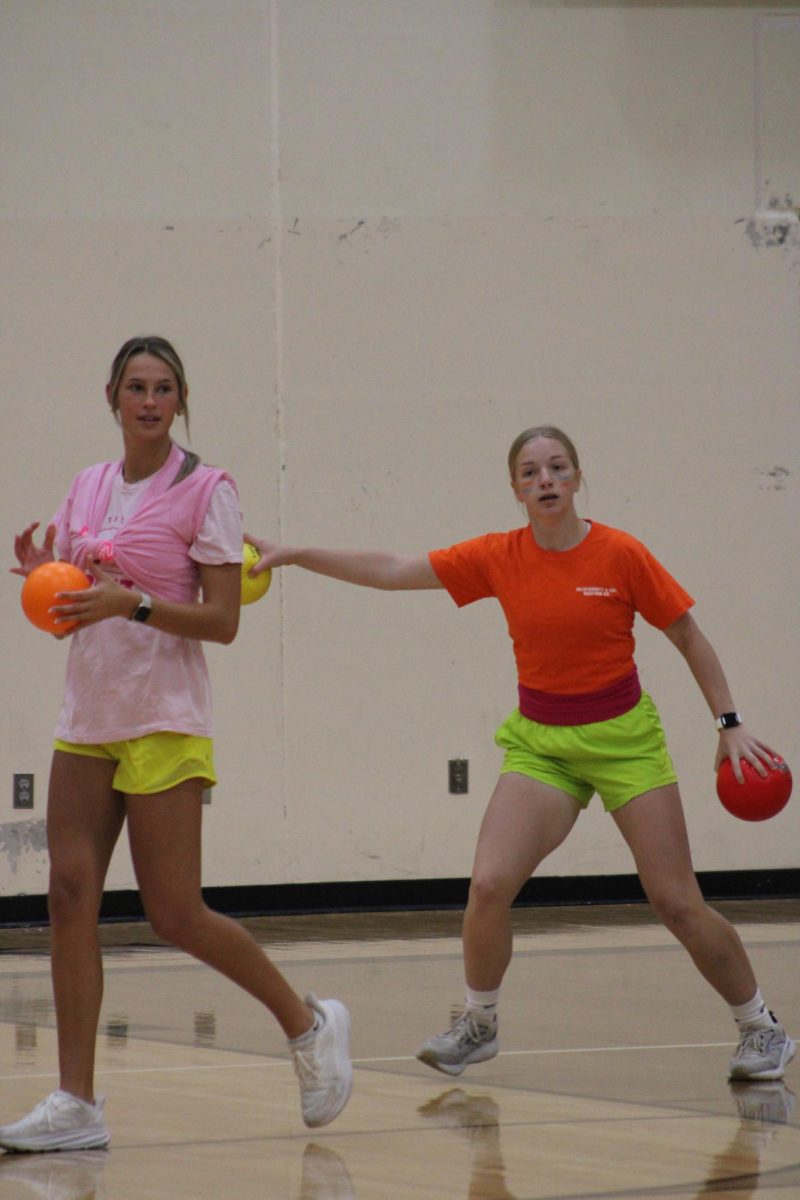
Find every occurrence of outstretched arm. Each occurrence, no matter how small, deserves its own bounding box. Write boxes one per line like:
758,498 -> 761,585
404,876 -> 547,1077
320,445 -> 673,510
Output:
663,611 -> 777,782
243,534 -> 443,591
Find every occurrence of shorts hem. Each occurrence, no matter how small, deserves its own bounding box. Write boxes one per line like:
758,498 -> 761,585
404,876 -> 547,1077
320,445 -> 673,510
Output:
498,764 -> 591,807
604,773 -> 679,813
53,735 -> 216,796
129,772 -> 217,797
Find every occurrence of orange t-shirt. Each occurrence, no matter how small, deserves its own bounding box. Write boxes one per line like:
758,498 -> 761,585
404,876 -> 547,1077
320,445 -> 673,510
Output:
428,521 -> 694,694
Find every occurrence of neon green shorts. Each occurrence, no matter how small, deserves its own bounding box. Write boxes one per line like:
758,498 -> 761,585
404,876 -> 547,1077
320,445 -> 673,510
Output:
494,693 -> 677,812
53,732 -> 216,796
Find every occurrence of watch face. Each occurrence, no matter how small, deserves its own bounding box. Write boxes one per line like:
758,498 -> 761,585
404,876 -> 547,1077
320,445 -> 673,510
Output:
720,713 -> 741,728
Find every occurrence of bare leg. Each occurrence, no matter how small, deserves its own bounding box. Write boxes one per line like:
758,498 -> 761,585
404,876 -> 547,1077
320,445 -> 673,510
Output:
613,784 -> 757,1005
464,774 -> 581,991
126,782 -> 313,1038
47,751 -> 126,1103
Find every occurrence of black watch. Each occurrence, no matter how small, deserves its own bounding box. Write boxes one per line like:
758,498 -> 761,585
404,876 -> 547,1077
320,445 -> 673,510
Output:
131,593 -> 153,623
715,711 -> 742,731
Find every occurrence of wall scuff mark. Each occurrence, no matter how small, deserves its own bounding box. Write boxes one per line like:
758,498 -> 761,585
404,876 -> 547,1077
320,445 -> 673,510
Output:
0,819 -> 48,874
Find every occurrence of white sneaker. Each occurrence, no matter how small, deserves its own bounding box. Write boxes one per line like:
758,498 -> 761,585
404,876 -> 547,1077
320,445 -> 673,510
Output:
729,1022 -> 796,1081
290,995 -> 353,1128
0,1091 -> 110,1152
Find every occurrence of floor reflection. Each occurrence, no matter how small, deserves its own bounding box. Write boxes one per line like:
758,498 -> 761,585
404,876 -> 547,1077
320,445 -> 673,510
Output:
411,1082 -> 800,1200
193,1009 -> 217,1048
0,901 -> 795,1199
0,1148 -> 108,1200
694,1081 -> 797,1199
300,1143 -> 357,1200
418,1089 -> 518,1200
104,1015 -> 128,1047
14,1022 -> 37,1061
728,1078 -> 796,1127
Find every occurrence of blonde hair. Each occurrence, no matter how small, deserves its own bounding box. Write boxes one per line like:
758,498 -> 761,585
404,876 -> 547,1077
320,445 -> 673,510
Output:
507,425 -> 580,478
107,336 -> 190,435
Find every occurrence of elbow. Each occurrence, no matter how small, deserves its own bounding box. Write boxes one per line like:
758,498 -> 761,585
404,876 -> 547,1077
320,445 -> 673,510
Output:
664,611 -> 694,655
214,615 -> 240,645
380,554 -> 424,590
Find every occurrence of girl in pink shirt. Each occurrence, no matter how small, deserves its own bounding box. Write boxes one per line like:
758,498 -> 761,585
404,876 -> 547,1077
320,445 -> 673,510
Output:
2,337 -> 351,1153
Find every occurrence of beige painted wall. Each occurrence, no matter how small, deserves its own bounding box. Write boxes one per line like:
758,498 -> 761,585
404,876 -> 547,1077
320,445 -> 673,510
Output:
1,1 -> 798,898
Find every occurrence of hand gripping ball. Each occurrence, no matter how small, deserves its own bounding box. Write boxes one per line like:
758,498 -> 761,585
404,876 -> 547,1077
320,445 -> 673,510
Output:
241,542 -> 271,605
716,756 -> 792,822
21,561 -> 91,634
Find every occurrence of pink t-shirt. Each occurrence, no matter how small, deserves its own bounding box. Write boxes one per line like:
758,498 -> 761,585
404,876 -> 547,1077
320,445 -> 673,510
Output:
52,444 -> 242,743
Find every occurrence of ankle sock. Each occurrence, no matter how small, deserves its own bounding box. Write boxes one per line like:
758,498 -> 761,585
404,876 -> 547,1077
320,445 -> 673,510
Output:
465,986 -> 500,1026
731,989 -> 776,1031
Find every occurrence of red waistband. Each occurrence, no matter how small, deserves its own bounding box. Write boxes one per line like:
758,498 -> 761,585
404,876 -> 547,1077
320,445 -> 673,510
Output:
518,667 -> 642,727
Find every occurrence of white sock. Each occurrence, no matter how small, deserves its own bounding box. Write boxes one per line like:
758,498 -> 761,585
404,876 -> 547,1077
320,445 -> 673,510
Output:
465,986 -> 500,1026
730,989 -> 775,1031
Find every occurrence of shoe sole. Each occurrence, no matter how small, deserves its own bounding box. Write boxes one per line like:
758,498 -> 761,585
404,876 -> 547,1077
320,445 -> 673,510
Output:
302,1000 -> 353,1129
416,1039 -> 499,1077
729,1036 -> 797,1082
0,1132 -> 110,1153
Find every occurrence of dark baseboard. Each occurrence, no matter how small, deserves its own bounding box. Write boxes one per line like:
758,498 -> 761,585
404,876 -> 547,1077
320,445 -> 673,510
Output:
0,868 -> 797,929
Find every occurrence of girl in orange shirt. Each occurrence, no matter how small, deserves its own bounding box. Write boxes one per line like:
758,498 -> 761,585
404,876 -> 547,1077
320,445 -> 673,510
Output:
246,426 -> 794,1084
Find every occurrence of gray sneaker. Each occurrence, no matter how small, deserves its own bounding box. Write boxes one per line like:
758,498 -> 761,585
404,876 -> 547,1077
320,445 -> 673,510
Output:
0,1090 -> 110,1152
291,995 -> 353,1128
417,1011 -> 499,1076
729,1022 -> 796,1081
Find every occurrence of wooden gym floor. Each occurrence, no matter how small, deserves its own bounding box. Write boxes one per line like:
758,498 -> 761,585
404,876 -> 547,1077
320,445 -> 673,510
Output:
0,900 -> 797,1199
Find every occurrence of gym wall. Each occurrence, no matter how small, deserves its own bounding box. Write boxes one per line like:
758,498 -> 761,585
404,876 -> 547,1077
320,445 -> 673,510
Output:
1,1 -> 797,907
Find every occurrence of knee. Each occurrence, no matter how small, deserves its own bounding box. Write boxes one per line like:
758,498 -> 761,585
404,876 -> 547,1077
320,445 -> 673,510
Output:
647,888 -> 703,935
144,903 -> 185,947
48,866 -> 101,926
468,870 -> 517,912
144,898 -> 205,949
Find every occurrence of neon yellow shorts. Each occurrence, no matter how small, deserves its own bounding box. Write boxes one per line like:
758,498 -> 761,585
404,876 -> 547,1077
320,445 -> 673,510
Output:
53,732 -> 216,796
494,693 -> 677,813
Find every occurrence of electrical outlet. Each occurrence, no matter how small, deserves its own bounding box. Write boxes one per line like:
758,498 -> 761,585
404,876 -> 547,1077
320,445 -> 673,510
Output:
448,759 -> 469,794
13,774 -> 34,809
